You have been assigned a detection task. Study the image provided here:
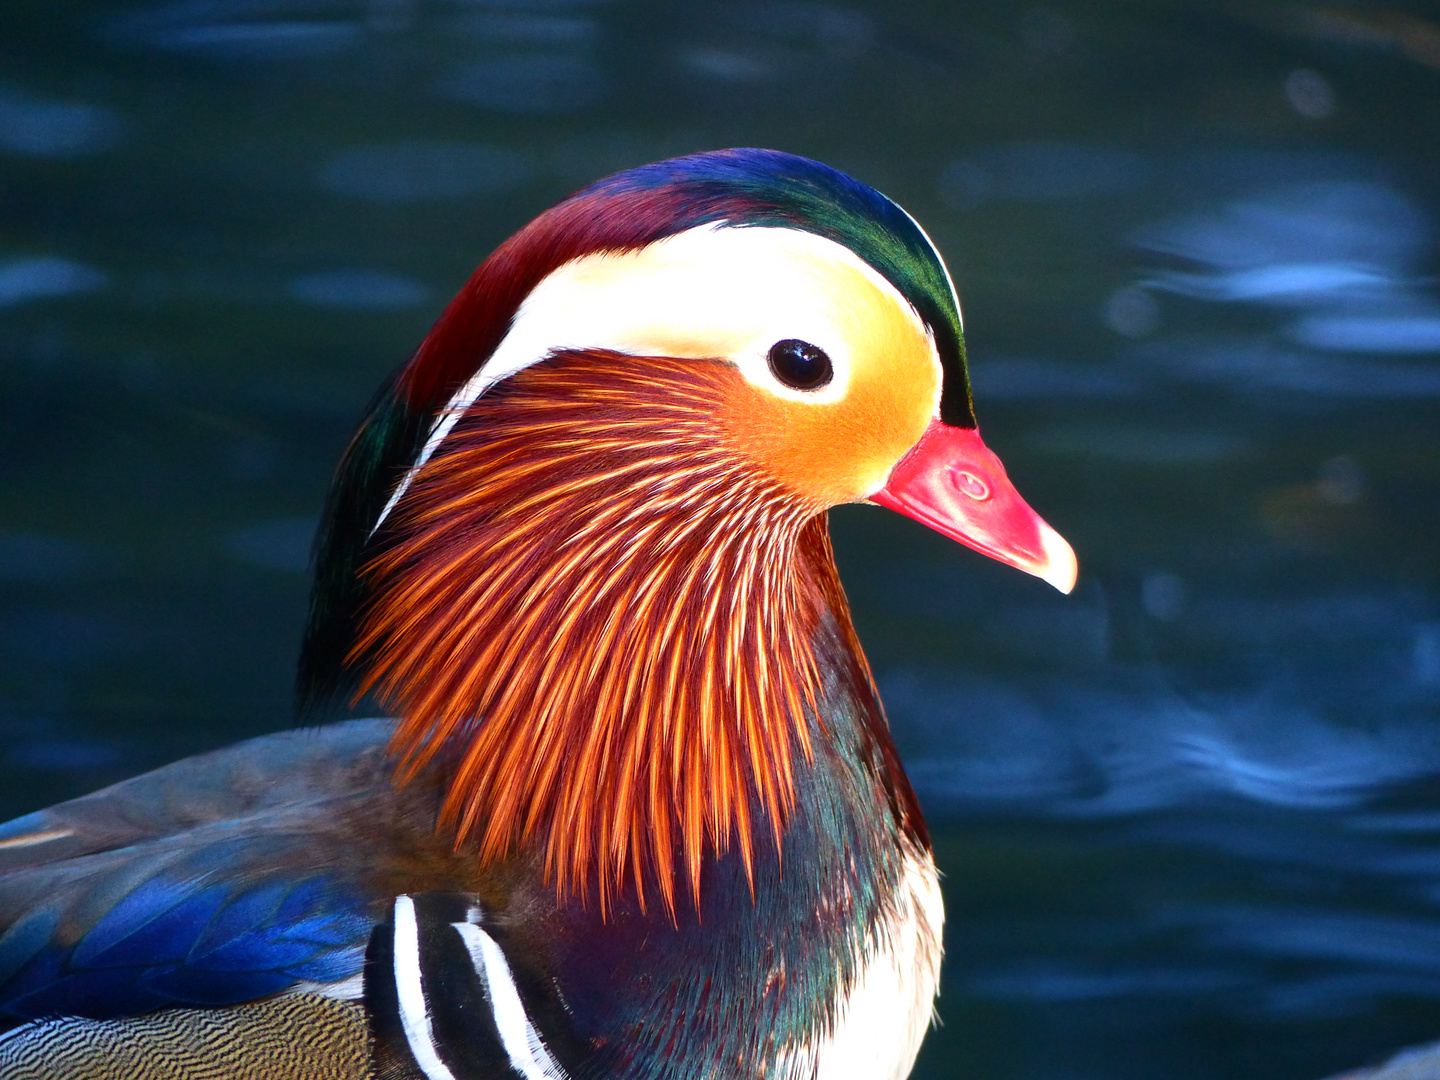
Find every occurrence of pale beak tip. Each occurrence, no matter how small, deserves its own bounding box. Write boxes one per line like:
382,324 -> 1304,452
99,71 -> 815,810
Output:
1038,522 -> 1078,595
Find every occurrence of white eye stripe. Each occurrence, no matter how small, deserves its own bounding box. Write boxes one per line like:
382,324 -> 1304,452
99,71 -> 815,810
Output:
371,224 -> 930,534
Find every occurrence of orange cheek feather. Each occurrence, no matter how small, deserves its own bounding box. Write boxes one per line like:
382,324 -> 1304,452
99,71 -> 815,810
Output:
718,269 -> 940,507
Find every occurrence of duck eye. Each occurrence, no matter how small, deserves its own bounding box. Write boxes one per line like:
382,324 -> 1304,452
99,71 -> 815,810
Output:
767,339 -> 833,391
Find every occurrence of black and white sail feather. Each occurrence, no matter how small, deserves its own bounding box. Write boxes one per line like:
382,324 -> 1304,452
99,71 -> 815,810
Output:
368,895 -> 579,1080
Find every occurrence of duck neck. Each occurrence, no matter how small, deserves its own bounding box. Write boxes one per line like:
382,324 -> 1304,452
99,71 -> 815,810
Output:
329,351 -> 930,916
525,603 -> 936,1080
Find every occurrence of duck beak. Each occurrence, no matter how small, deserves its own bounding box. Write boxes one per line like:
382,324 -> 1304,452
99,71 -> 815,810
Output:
871,420 -> 1077,594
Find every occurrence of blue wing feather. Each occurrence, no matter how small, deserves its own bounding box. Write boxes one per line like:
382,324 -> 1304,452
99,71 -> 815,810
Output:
0,870 -> 369,1020
190,880 -> 289,957
142,966 -> 299,1007
0,721 -> 408,1025
0,907 -> 60,988
73,881 -> 229,968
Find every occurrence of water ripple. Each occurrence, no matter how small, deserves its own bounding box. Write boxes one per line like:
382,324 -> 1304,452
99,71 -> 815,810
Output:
0,87 -> 123,157
0,258 -> 108,307
886,667 -> 1440,818
316,140 -> 534,202
288,269 -> 430,309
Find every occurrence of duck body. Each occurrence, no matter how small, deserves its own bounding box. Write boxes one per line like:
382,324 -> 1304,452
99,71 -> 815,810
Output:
0,149 -> 1072,1079
0,629 -> 937,1080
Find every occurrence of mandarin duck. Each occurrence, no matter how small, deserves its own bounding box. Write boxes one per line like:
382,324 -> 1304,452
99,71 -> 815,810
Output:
0,149 -> 1075,1080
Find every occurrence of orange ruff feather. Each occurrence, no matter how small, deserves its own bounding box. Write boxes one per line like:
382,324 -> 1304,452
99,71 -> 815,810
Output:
354,351 -> 858,914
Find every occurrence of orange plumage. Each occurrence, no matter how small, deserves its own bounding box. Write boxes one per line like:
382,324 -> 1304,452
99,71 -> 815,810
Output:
354,351 -> 873,916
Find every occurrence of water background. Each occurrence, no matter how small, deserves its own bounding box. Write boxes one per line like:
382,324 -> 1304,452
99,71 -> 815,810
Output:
3,2 -> 1440,1077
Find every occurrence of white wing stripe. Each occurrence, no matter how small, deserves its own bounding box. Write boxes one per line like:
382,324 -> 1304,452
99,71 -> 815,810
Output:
393,896 -> 458,1080
453,921 -> 568,1080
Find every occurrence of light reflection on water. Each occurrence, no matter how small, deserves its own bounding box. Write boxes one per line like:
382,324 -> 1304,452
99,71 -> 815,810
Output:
1134,177 -> 1440,375
0,259 -> 109,308
886,651 -> 1440,818
0,86 -> 124,158
939,143 -> 1152,210
2,1 -> 1440,1078
288,269 -> 431,309
316,141 -> 537,202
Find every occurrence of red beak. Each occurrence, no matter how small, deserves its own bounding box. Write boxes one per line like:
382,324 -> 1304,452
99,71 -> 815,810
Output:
871,420 -> 1077,594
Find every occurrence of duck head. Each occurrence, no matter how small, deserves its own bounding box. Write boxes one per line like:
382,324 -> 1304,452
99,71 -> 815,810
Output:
299,149 -> 1076,913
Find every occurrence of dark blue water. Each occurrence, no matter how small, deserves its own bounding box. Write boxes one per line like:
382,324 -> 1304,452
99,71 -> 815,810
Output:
3,2 -> 1440,1077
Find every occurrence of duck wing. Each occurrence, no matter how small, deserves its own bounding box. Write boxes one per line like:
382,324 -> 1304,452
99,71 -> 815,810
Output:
0,721 -> 404,1026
